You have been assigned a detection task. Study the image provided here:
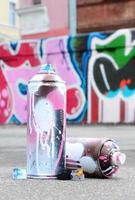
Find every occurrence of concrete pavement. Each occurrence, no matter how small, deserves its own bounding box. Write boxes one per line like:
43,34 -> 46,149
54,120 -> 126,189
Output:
0,125 -> 135,200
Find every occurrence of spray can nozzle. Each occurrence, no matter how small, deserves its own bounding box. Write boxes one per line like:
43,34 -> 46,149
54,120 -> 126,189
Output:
111,152 -> 126,166
39,64 -> 55,74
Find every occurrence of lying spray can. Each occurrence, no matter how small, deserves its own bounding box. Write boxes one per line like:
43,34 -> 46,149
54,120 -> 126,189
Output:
27,64 -> 66,179
66,138 -> 126,178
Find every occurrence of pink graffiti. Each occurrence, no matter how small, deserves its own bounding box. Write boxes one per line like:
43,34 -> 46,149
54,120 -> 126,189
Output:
0,66 -> 13,124
44,38 -> 85,120
44,38 -> 79,86
0,38 -> 86,124
5,63 -> 40,122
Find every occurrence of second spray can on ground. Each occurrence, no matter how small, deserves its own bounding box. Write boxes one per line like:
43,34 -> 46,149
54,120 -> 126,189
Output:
66,138 -> 126,178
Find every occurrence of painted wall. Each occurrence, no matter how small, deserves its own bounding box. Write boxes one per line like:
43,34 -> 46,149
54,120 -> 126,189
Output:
20,0 -> 69,39
0,29 -> 135,124
77,0 -> 135,33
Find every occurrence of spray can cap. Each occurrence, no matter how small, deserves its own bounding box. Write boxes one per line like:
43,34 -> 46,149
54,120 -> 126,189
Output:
111,151 -> 126,166
39,64 -> 55,74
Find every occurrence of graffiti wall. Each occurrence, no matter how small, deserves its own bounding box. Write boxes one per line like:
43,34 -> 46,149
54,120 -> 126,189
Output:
0,29 -> 135,124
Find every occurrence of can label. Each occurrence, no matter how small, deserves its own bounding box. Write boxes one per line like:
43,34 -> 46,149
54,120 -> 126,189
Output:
27,82 -> 66,178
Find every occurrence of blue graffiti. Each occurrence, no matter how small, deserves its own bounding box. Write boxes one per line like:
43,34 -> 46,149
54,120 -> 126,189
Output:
18,83 -> 28,95
10,41 -> 18,51
107,86 -> 135,98
9,115 -> 21,124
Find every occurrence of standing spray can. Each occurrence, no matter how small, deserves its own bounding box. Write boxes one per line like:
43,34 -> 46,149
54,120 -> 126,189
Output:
27,64 -> 66,179
66,138 -> 126,178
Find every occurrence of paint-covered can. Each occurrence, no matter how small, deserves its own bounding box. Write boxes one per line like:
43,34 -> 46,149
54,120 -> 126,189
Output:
66,138 -> 126,178
27,64 -> 66,179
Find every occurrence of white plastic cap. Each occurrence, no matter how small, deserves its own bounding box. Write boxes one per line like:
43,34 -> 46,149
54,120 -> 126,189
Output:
111,152 -> 126,166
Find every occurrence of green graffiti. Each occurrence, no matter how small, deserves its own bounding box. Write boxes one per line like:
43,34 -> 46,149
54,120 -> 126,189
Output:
68,35 -> 88,71
96,33 -> 135,69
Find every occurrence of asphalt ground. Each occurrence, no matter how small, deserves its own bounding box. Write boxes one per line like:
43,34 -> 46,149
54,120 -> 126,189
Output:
0,125 -> 135,200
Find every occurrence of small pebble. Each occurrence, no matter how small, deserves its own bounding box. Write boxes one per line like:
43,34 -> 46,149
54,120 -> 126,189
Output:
70,168 -> 85,181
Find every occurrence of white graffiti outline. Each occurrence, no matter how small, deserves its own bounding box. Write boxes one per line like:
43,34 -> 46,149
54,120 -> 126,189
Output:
87,29 -> 135,123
